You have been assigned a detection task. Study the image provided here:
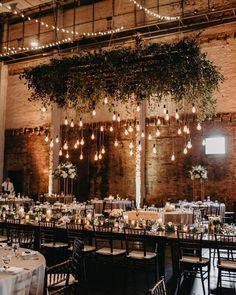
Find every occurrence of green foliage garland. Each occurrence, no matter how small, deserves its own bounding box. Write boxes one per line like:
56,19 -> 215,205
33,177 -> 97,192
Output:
20,39 -> 224,120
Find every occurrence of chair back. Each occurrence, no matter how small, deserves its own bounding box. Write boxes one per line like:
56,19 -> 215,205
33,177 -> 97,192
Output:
70,238 -> 84,280
93,225 -> 113,253
177,231 -> 203,261
9,229 -> 35,248
39,221 -> 56,245
85,204 -> 95,217
124,228 -> 147,256
102,201 -> 113,215
66,222 -> 85,248
215,234 -> 236,265
149,277 -> 167,295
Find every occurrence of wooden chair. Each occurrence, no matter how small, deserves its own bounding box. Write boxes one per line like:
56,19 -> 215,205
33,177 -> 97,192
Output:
66,222 -> 96,280
215,234 -> 236,293
124,228 -> 158,288
9,229 -> 35,249
177,231 -> 210,295
102,201 -> 113,217
149,277 -> 167,295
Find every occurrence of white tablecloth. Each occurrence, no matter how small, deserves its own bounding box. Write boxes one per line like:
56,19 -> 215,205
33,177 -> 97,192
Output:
91,199 -> 133,213
0,247 -> 45,295
178,201 -> 225,218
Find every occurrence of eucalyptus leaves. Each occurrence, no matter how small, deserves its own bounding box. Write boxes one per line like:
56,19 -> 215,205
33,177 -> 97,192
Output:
21,39 -> 223,121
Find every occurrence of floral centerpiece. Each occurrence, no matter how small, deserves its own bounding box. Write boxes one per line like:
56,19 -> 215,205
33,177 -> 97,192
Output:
53,161 -> 77,179
189,165 -> 208,180
109,209 -> 123,219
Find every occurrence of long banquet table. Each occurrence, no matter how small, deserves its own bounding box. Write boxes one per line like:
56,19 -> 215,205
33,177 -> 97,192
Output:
0,247 -> 45,295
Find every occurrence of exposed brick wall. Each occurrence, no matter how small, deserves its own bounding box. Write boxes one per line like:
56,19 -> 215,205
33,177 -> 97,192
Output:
4,130 -> 50,195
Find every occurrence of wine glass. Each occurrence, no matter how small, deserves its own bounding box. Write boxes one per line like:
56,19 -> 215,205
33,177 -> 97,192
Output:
12,242 -> 19,257
2,255 -> 11,270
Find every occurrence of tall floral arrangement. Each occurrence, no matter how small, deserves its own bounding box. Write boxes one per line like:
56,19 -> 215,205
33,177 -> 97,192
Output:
190,165 -> 207,180
53,162 -> 77,179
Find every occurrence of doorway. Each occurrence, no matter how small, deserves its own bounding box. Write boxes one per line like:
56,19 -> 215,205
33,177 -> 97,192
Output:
7,170 -> 24,194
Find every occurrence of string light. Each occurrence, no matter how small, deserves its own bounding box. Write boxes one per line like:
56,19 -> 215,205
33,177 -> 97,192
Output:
163,105 -> 167,115
63,141 -> 68,150
41,106 -> 46,113
165,111 -> 169,121
141,131 -> 145,138
49,139 -> 54,148
112,112 -> 116,121
128,124 -> 133,133
156,128 -> 160,137
59,149 -> 63,156
98,153 -> 102,160
74,143 -> 78,149
124,129 -> 129,136
94,152 -> 98,161
80,138 -> 85,145
104,97 -> 108,104
129,142 -> 134,149
66,152 -> 69,159
137,103 -> 140,112
129,0 -> 180,21
45,134 -> 49,142
157,118 -> 161,125
79,118 -> 83,127
136,122 -> 140,131
177,128 -> 182,135
92,108 -> 96,116
100,125 -> 104,132
101,146 -> 105,154
91,133 -> 95,140
148,133 -> 152,140
183,147 -> 188,154
117,114 -> 121,123
183,123 -> 188,133
138,141 -> 142,151
187,140 -> 192,149
109,125 -> 114,132
202,139 -> 206,146
114,139 -> 119,147
80,153 -> 83,160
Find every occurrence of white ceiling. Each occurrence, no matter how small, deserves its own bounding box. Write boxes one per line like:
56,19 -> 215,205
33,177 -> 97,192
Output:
0,0 -> 53,12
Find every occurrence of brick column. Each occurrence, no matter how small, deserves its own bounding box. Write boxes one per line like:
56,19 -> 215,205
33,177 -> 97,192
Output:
0,62 -> 8,183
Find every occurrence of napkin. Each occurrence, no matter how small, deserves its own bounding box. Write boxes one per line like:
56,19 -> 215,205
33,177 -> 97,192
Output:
0,243 -> 7,248
0,267 -> 24,274
21,250 -> 38,257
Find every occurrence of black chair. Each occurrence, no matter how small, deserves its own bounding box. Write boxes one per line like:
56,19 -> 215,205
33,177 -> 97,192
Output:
124,228 -> 158,288
9,229 -> 35,249
177,231 -> 210,295
66,222 -> 96,280
215,234 -> 236,293
102,201 -> 113,218
149,276 -> 167,295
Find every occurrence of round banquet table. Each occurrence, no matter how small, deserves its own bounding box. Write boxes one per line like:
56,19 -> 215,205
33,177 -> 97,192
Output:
91,199 -> 133,213
0,198 -> 33,206
126,210 -> 193,224
0,247 -> 45,295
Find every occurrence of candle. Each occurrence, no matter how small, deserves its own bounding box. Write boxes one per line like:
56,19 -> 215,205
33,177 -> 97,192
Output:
131,220 -> 135,226
123,214 -> 128,223
25,214 -> 29,223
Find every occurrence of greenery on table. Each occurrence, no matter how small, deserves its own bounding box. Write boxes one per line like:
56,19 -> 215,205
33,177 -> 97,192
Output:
20,39 -> 224,121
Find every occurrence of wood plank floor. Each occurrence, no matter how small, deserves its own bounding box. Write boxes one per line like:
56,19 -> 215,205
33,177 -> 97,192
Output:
76,246 -> 236,295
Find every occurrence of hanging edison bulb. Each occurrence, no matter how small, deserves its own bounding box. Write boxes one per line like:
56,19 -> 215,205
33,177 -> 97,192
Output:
163,104 -> 167,114
66,151 -> 69,159
112,111 -> 116,121
165,111 -> 169,121
128,123 -> 133,133
59,149 -> 63,156
117,114 -> 121,122
63,141 -> 68,150
64,116 -> 68,126
80,153 -> 83,160
70,119 -> 74,128
186,128 -> 190,135
49,139 -> 54,148
124,129 -> 129,136
55,136 -> 59,143
202,139 -> 206,146
100,125 -> 104,132
187,140 -> 192,149
138,141 -> 142,151
101,146 -> 105,154
94,152 -> 98,161
129,142 -> 134,149
129,149 -> 134,156
92,107 -> 96,116
183,123 -> 188,133
98,153 -> 102,160
104,97 -> 108,104
137,103 -> 140,112
79,118 -> 83,127
114,139 -> 119,147
152,144 -> 157,154
80,138 -> 85,146
171,153 -> 175,161
76,139 -> 80,145
175,109 -> 179,120
45,134 -> 49,142
157,118 -> 161,125
197,123 -> 202,131
91,132 -> 95,140
109,125 -> 114,132
136,122 -> 140,131
74,143 -> 78,149
148,133 -> 152,140
141,131 -> 145,138
156,128 -> 160,137
177,128 -> 182,135
183,147 -> 188,154
192,103 -> 196,114
41,106 -> 46,113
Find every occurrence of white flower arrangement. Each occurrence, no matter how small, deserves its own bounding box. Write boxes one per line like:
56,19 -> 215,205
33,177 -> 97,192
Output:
53,161 -> 77,179
190,165 -> 207,180
109,209 -> 123,218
